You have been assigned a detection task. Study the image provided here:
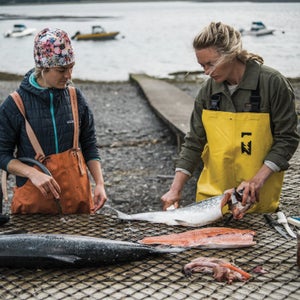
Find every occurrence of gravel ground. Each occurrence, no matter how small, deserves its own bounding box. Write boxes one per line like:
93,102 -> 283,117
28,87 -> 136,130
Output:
0,79 -> 198,214
0,78 -> 299,215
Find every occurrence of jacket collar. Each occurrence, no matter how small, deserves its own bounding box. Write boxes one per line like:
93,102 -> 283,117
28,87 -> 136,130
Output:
20,69 -> 66,103
210,60 -> 261,94
238,60 -> 261,90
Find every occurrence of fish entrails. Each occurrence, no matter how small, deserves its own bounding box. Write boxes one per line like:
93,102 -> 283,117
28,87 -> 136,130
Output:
183,256 -> 251,284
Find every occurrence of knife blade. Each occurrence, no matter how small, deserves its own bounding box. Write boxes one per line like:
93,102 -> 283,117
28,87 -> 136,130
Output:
264,214 -> 290,239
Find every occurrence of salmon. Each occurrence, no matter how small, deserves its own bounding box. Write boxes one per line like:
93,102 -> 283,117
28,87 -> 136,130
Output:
106,190 -> 253,227
183,256 -> 251,284
139,227 -> 256,248
107,193 -> 231,227
0,233 -> 185,268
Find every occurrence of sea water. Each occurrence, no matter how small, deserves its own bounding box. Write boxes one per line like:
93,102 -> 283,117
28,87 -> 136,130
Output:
0,1 -> 299,81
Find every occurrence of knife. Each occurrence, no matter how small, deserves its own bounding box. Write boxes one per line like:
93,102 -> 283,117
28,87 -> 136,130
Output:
277,211 -> 297,238
264,214 -> 290,239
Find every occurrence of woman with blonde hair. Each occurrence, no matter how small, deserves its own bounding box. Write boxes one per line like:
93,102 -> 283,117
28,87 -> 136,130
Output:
161,22 -> 299,217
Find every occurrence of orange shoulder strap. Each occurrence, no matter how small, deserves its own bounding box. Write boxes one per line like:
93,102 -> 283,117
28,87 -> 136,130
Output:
68,86 -> 79,149
10,91 -> 45,161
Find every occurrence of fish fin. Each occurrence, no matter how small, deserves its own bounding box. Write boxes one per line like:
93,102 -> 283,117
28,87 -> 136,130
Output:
107,207 -> 132,220
116,210 -> 132,220
0,229 -> 28,235
154,246 -> 186,253
100,204 -> 131,220
174,219 -> 197,227
48,255 -> 81,264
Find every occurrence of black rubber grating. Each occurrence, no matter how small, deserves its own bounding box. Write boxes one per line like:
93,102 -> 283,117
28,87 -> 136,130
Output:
0,148 -> 299,299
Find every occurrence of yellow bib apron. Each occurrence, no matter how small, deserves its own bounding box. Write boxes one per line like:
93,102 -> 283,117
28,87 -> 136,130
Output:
196,110 -> 284,213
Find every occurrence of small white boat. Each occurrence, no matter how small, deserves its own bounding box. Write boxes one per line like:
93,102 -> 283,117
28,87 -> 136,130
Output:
240,21 -> 275,37
4,24 -> 36,38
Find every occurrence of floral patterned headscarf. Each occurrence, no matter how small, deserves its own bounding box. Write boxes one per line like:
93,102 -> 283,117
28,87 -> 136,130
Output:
33,28 -> 75,68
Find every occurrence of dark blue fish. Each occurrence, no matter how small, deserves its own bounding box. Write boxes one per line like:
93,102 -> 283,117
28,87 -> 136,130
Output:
0,233 -> 183,268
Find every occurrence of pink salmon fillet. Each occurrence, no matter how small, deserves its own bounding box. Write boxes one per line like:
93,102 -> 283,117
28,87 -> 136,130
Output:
139,227 -> 256,248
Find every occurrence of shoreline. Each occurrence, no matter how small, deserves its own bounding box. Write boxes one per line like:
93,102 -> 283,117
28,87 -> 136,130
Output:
0,70 -> 299,121
1,71 -> 300,84
0,71 -> 128,84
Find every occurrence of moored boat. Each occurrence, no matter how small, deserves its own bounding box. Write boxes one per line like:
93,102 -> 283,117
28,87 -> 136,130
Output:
71,25 -> 119,41
4,24 -> 36,38
240,21 -> 275,37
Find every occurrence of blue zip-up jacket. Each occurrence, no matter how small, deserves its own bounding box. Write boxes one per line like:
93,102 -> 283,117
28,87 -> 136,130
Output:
0,69 -> 100,186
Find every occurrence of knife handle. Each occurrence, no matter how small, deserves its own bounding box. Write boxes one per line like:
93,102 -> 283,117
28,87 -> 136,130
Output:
277,212 -> 287,224
277,212 -> 297,238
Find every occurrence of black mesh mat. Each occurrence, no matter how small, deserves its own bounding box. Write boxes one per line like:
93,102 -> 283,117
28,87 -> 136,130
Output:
0,147 -> 299,299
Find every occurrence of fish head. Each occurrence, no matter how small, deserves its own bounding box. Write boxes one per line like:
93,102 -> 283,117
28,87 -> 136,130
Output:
227,188 -> 253,220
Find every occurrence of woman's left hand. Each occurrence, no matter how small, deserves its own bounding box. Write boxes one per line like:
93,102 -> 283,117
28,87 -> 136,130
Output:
236,180 -> 260,206
237,163 -> 274,206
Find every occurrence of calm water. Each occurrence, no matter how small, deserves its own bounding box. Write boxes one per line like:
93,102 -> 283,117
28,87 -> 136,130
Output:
0,1 -> 300,81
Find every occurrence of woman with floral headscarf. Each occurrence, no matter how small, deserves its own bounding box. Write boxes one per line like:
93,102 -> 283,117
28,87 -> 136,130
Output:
0,28 -> 107,214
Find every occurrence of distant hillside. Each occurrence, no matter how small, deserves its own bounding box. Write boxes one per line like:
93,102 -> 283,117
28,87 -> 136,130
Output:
1,0 -> 300,5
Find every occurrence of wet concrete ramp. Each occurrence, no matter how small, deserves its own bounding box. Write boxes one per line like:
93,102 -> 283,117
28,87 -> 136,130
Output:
130,73 -> 194,137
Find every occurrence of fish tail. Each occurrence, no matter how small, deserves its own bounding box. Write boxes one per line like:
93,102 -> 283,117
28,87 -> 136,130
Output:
115,210 -> 131,220
104,205 -> 131,220
100,204 -> 131,220
155,246 -> 185,253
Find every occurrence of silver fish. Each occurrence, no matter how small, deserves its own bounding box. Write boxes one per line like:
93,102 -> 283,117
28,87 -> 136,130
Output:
0,233 -> 183,268
109,193 -> 231,227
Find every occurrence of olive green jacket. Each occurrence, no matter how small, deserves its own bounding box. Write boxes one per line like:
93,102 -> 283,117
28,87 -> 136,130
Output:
176,60 -> 299,174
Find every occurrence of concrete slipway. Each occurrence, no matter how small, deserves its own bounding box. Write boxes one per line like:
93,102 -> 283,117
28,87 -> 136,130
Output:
0,74 -> 299,300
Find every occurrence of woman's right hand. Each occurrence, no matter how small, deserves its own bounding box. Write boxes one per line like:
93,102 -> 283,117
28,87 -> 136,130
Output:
29,171 -> 61,199
7,159 -> 61,199
161,189 -> 181,211
161,171 -> 190,211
